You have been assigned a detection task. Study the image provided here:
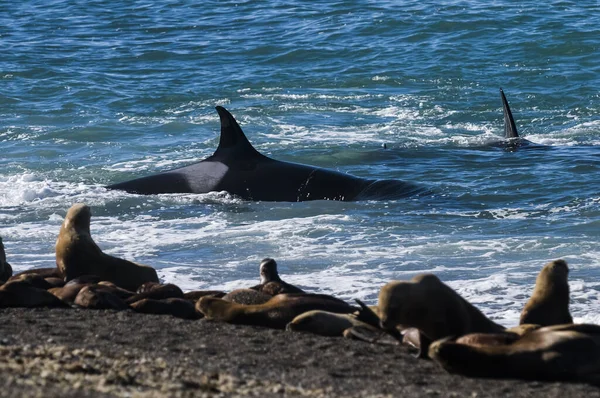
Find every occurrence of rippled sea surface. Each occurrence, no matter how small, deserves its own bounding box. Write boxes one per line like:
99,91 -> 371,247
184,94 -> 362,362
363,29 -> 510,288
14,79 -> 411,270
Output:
2,1 -> 600,325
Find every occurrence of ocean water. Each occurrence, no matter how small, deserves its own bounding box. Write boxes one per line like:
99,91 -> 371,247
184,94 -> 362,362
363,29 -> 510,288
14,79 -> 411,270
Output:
2,1 -> 600,326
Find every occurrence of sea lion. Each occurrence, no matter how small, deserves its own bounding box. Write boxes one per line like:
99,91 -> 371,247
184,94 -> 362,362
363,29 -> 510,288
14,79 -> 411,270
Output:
378,274 -> 505,358
429,323 -> 600,383
55,203 -> 159,291
6,273 -> 53,290
49,283 -> 88,303
73,284 -> 130,311
44,277 -> 66,288
65,275 -> 102,286
0,237 -> 13,282
286,310 -> 379,337
136,281 -> 162,294
130,298 -> 199,320
197,293 -> 357,329
222,288 -> 272,305
0,281 -> 69,308
11,267 -> 63,279
520,259 -> 572,326
124,283 -> 183,304
249,258 -> 305,296
97,281 -> 137,299
183,290 -> 226,302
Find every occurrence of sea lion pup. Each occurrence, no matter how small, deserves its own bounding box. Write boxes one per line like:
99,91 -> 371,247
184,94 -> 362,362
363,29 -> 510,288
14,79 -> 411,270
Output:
429,323 -> 600,383
0,237 -> 13,282
378,274 -> 505,358
222,288 -> 272,305
520,259 -> 573,326
197,293 -> 357,330
74,284 -> 130,311
130,298 -> 200,320
0,281 -> 69,308
183,290 -> 226,302
249,258 -> 305,296
286,310 -> 379,337
55,203 -> 159,291
124,283 -> 184,304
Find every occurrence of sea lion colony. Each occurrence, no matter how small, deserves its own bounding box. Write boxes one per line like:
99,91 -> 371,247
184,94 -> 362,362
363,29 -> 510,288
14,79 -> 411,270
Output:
1,203 -> 598,385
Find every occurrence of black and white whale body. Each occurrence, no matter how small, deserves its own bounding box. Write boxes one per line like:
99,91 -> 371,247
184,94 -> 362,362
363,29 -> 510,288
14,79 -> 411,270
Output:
107,107 -> 427,202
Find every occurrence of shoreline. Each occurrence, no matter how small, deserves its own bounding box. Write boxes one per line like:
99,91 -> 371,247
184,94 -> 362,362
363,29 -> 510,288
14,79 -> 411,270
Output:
1,308 -> 598,397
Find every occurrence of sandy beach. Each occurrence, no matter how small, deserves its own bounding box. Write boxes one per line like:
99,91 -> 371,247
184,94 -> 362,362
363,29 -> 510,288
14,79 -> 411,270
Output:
0,308 -> 598,397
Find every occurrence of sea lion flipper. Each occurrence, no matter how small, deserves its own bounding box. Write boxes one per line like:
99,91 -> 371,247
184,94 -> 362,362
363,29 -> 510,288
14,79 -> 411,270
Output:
500,88 -> 518,139
354,299 -> 381,327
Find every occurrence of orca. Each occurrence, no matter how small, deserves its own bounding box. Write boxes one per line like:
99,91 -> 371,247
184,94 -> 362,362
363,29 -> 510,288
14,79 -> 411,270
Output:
107,107 -> 427,202
500,88 -> 530,150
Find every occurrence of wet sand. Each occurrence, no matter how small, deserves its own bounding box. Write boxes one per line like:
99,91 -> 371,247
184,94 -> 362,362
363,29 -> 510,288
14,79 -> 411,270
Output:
0,308 -> 599,397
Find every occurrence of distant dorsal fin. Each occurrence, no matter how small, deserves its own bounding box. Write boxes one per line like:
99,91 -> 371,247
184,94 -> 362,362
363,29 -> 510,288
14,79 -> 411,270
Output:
500,88 -> 519,138
214,106 -> 263,157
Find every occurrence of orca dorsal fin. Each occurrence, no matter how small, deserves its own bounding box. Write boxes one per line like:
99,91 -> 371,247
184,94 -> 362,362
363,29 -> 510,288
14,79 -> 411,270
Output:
500,88 -> 519,138
214,106 -> 263,158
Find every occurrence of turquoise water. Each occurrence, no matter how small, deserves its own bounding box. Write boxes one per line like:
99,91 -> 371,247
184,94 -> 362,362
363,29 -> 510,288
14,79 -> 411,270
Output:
2,1 -> 600,325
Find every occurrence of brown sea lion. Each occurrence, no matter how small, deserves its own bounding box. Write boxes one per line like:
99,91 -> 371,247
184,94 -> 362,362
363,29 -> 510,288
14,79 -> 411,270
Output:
378,274 -> 505,358
520,259 -> 573,326
0,281 -> 69,308
44,277 -> 66,288
124,283 -> 183,304
130,298 -> 199,319
73,284 -> 130,310
0,237 -> 13,282
55,203 -> 159,291
136,281 -> 162,294
429,323 -> 600,384
249,258 -> 305,296
6,273 -> 53,290
183,290 -> 226,302
65,275 -> 102,286
11,267 -> 63,279
197,293 -> 357,329
222,288 -> 272,305
286,310 -> 378,337
49,283 -> 88,303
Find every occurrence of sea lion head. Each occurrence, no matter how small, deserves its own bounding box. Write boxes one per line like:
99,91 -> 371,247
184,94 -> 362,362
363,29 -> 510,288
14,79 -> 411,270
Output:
259,258 -> 281,284
538,259 -> 569,287
196,296 -> 237,320
63,203 -> 92,235
378,274 -> 441,331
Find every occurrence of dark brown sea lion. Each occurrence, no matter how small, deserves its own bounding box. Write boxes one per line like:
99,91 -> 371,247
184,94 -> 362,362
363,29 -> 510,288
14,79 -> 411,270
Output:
378,274 -> 505,358
136,281 -> 162,294
44,277 -> 66,288
124,283 -> 183,304
183,290 -> 226,302
65,275 -> 102,286
429,323 -> 600,384
520,259 -> 573,326
197,293 -> 357,329
55,203 -> 159,291
222,288 -> 272,305
73,284 -> 130,310
49,283 -> 88,303
286,310 -> 378,337
0,281 -> 69,308
249,258 -> 305,296
0,237 -> 13,282
10,267 -> 63,279
130,298 -> 199,319
6,273 -> 53,290
96,281 -> 137,299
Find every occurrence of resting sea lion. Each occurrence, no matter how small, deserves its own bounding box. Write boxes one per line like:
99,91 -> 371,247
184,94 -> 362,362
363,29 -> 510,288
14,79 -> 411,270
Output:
183,290 -> 226,302
249,258 -> 304,296
520,259 -> 572,326
11,267 -> 63,279
6,273 -> 53,290
74,284 -> 130,310
286,310 -> 379,337
197,293 -> 357,329
429,323 -> 600,384
378,274 -> 505,358
49,283 -> 88,303
124,283 -> 183,304
130,298 -> 199,319
0,281 -> 69,308
222,288 -> 272,305
55,203 -> 159,291
0,237 -> 13,282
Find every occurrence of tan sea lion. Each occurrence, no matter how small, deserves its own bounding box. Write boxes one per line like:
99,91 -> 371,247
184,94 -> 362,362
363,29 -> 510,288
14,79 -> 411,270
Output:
286,310 -> 378,337
429,323 -> 600,383
0,281 -> 69,308
130,298 -> 199,319
124,283 -> 183,304
73,284 -> 130,310
378,274 -> 505,358
520,259 -> 572,326
222,288 -> 272,305
0,237 -> 13,282
249,258 -> 305,296
197,293 -> 357,329
55,203 -> 159,291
